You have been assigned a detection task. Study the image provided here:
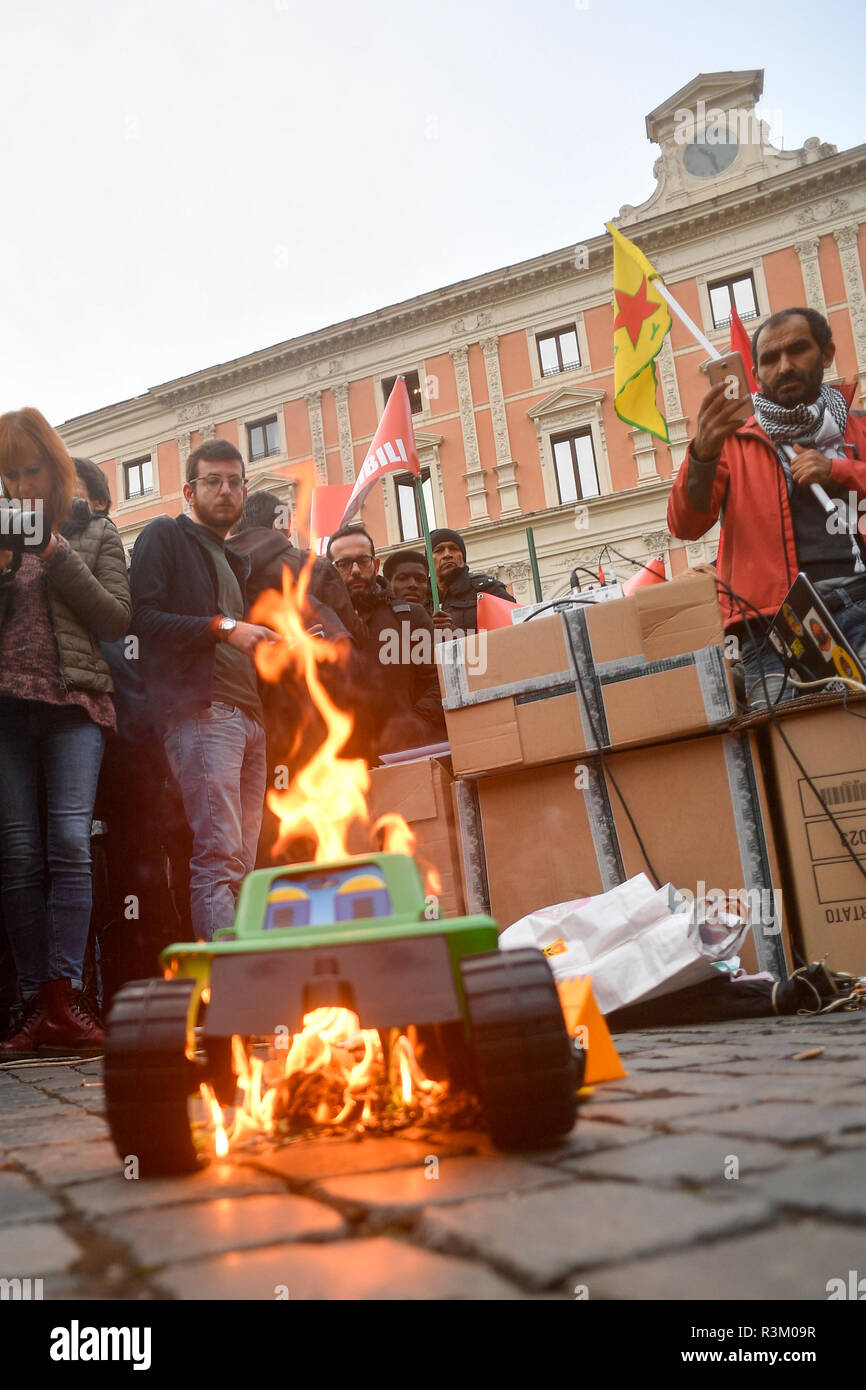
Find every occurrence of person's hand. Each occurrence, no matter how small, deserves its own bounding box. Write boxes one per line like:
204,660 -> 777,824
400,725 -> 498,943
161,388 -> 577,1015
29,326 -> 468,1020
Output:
692,381 -> 749,463
433,609 -> 454,632
790,443 -> 833,489
224,621 -> 282,657
0,550 -> 13,573
38,534 -> 60,561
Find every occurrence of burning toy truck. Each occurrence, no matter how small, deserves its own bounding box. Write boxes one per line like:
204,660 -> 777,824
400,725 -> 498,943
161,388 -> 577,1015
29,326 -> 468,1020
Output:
104,852 -> 583,1175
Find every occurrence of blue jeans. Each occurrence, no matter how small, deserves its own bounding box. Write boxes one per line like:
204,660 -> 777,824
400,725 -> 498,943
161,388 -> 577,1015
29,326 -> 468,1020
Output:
741,591 -> 866,709
164,703 -> 266,942
0,699 -> 105,994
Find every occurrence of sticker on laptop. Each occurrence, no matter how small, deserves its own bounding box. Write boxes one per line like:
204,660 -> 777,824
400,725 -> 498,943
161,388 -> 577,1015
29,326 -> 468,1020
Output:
781,602 -> 804,636
832,645 -> 860,681
805,607 -> 833,659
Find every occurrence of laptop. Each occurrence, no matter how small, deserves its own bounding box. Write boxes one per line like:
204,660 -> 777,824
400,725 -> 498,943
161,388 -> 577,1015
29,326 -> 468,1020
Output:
769,573 -> 866,686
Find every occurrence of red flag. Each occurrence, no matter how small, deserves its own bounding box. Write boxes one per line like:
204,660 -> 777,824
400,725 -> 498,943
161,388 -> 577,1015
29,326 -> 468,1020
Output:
476,591 -> 517,631
340,377 -> 420,526
622,556 -> 667,597
310,484 -> 354,556
729,304 -> 759,393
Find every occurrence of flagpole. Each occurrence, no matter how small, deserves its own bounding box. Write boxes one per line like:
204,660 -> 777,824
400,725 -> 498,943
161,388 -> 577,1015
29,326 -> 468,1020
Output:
414,476 -> 440,610
650,278 -> 720,360
650,276 -> 835,517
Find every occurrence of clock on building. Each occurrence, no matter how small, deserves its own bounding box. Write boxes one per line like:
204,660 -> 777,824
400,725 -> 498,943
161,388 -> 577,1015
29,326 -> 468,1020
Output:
683,137 -> 739,178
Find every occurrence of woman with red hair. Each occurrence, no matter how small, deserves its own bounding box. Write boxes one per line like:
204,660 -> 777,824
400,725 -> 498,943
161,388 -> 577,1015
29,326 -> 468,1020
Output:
0,408 -> 131,1054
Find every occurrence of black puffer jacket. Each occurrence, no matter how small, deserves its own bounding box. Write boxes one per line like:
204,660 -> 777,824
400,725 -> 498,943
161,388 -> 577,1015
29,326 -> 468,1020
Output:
228,527 -> 360,640
340,577 -> 445,760
439,566 -> 515,634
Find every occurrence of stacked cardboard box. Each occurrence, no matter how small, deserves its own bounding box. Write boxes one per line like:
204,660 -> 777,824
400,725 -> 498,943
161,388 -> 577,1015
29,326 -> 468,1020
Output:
440,575 -> 792,980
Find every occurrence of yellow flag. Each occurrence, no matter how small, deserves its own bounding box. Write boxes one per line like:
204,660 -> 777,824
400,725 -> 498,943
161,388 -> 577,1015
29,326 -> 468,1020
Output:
606,222 -> 671,442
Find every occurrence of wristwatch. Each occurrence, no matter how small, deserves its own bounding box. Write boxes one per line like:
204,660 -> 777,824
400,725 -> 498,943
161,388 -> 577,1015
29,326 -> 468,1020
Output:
214,616 -> 237,641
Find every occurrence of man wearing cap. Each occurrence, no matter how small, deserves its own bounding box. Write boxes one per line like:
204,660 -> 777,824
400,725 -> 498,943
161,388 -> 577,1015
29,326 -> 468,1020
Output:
382,549 -> 432,611
429,528 -> 515,635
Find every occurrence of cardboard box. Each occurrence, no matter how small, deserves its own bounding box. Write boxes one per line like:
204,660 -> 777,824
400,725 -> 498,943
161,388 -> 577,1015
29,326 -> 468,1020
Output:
759,697 -> 866,974
366,756 -> 466,920
438,574 -> 735,776
461,730 -> 790,979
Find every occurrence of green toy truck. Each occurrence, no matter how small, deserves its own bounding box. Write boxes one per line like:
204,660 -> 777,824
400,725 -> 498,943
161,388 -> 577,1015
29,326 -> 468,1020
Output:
104,852 -> 583,1174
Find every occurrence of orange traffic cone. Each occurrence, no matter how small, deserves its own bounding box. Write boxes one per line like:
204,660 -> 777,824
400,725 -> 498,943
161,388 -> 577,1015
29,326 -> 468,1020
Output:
622,555 -> 666,597
556,975 -> 627,1084
476,591 -> 516,630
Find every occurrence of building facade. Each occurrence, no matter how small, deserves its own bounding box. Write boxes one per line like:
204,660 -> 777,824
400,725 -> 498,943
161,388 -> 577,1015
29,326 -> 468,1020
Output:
59,70 -> 866,604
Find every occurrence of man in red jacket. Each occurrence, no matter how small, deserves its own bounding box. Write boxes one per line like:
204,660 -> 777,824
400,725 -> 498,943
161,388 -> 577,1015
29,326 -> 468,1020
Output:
668,307 -> 866,706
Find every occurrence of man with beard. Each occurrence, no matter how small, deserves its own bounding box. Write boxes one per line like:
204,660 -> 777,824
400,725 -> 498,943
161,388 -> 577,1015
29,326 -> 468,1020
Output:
327,525 -> 445,759
668,308 -> 866,707
130,440 -> 280,940
428,527 -> 515,635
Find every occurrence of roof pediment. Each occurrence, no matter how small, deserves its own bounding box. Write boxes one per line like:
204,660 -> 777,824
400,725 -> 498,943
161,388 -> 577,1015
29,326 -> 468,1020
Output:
527,386 -> 606,420
646,69 -> 764,142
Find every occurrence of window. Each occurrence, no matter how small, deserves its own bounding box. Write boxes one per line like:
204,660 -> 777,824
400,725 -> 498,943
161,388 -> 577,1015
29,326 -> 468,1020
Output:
382,370 -> 423,415
550,430 -> 599,505
395,468 -> 435,541
123,456 -> 153,501
247,417 -> 280,461
708,273 -> 758,330
537,326 -> 581,377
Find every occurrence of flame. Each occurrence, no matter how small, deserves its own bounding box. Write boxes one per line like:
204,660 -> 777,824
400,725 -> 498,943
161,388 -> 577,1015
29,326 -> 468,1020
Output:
199,1082 -> 229,1158
373,813 -> 416,858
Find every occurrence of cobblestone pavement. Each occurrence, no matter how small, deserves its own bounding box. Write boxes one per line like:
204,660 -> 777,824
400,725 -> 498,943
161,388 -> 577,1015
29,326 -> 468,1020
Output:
1,1012 -> 864,1300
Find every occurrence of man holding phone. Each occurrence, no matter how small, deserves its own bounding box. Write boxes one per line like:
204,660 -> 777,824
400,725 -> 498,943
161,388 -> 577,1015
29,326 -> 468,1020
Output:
668,307 -> 866,706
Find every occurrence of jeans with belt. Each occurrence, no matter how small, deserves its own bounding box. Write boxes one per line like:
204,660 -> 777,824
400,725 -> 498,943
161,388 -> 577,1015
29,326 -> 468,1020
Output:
0,699 -> 105,994
164,702 -> 267,942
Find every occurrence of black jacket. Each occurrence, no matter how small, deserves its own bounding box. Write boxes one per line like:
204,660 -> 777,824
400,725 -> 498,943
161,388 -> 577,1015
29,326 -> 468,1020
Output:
227,528 -> 360,640
129,513 -> 251,726
341,577 -> 445,760
439,566 -> 515,634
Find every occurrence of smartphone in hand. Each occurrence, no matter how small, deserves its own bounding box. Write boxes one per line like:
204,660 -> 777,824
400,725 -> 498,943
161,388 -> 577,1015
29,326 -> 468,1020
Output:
700,351 -> 754,423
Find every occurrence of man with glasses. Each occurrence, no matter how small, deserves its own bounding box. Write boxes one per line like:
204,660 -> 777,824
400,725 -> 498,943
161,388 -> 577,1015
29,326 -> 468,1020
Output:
327,524 -> 445,759
130,440 -> 279,941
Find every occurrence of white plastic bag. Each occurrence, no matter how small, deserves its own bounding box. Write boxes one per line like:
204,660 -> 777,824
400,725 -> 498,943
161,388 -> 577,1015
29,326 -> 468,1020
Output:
499,874 -> 750,1014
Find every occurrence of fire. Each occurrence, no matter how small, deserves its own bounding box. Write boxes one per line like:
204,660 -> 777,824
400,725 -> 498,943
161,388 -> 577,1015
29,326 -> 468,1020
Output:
195,1009 -> 447,1159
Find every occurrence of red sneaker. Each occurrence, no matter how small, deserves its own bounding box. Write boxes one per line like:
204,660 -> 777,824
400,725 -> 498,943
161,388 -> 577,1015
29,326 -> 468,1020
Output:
39,979 -> 105,1054
0,995 -> 47,1057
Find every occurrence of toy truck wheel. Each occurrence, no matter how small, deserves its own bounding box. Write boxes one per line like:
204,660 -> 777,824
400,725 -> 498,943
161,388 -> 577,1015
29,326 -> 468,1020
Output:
104,978 -> 202,1176
461,948 -> 582,1149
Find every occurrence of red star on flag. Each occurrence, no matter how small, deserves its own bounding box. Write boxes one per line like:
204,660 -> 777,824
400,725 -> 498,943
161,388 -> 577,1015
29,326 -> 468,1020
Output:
614,278 -> 659,349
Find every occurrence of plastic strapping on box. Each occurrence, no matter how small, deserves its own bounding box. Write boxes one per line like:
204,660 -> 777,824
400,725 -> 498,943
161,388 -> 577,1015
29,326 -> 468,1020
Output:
562,608 -> 607,749
722,731 -> 789,980
452,779 -> 491,916
592,647 -> 734,724
581,758 -> 627,891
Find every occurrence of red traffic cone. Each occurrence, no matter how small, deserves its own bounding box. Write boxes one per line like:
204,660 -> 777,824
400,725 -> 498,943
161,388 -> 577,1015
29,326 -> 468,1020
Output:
622,555 -> 667,597
476,591 -> 517,630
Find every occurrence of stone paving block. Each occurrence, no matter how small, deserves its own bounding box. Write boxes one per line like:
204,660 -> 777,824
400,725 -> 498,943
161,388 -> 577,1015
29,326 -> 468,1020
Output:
559,1132 -> 817,1185
0,1111 -> 109,1150
248,1134 -> 475,1184
0,1222 -> 81,1277
10,1139 -> 123,1188
311,1155 -> 568,1220
740,1150 -> 866,1220
0,1171 -> 63,1226
63,1163 -> 289,1219
524,1118 -> 657,1164
582,1095 -> 747,1126
419,1184 -> 773,1288
687,1061 -> 865,1079
156,1235 -> 523,1300
105,1192 -> 346,1266
596,1072 -> 748,1098
667,1101 -> 866,1143
587,1219 -> 866,1300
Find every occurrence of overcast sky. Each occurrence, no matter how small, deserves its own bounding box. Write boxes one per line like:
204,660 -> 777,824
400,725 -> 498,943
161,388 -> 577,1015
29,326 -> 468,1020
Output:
3,0 -> 864,425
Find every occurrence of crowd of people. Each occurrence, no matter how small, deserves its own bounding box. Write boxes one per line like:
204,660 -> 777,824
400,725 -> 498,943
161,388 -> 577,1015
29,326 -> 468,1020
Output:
2,304 -> 864,1057
0,418 -> 513,1055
